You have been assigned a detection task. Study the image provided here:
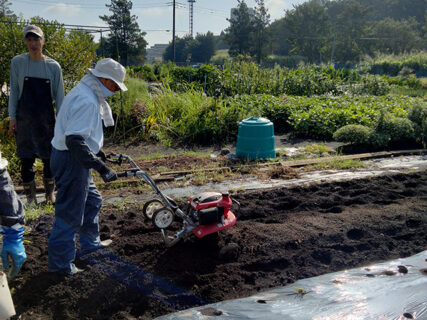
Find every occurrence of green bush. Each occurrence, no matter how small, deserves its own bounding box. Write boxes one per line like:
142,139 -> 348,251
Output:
105,77 -> 149,140
424,120 -> 427,147
369,109 -> 415,147
383,117 -> 415,142
0,114 -> 19,178
386,75 -> 422,89
407,102 -> 427,127
407,103 -> 427,145
368,132 -> 390,149
333,125 -> 372,144
375,110 -> 415,142
360,52 -> 427,77
262,55 -> 308,68
128,65 -> 157,82
165,62 -> 399,98
349,76 -> 390,95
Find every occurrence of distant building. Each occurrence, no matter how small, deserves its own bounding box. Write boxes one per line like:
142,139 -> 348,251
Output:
146,44 -> 168,63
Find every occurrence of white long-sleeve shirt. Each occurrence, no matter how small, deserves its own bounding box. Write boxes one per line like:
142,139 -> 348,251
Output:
8,53 -> 65,120
51,78 -> 104,154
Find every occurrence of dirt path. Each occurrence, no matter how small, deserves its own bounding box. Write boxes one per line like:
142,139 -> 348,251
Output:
8,169 -> 427,319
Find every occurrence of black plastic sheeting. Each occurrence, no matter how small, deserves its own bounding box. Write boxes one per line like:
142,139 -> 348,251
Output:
157,250 -> 427,320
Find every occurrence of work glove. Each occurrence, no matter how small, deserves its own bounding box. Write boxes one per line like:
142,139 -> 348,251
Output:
96,150 -> 107,163
98,164 -> 118,183
0,226 -> 26,278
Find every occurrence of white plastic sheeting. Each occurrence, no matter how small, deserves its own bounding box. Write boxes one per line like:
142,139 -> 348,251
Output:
156,250 -> 427,320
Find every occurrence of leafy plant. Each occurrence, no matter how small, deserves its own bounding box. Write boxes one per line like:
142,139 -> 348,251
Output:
407,102 -> 427,145
333,125 -> 372,144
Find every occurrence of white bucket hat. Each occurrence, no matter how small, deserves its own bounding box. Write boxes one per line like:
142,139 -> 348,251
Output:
87,58 -> 128,91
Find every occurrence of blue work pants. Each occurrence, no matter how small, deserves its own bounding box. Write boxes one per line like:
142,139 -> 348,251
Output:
48,148 -> 102,274
0,168 -> 25,226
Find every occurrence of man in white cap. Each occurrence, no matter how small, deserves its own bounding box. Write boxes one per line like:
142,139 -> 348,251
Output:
48,58 -> 127,275
8,25 -> 64,205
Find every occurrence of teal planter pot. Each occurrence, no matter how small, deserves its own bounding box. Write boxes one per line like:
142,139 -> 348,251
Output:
236,117 -> 276,160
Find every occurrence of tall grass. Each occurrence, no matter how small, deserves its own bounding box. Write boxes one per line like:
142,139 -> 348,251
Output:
143,87 -> 256,145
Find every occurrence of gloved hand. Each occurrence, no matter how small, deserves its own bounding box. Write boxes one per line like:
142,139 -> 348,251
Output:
98,164 -> 117,183
96,150 -> 107,163
1,226 -> 26,278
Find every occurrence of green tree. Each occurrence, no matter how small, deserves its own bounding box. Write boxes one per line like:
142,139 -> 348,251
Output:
192,32 -> 216,63
284,0 -> 330,63
332,0 -> 370,63
163,36 -> 192,63
365,17 -> 424,55
163,33 -> 216,64
100,0 -> 147,66
0,0 -> 14,18
251,0 -> 270,64
214,31 -> 229,50
224,0 -> 254,57
269,18 -> 292,56
423,13 -> 427,49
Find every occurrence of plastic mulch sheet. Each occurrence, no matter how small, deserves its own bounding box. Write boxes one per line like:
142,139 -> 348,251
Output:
156,250 -> 427,320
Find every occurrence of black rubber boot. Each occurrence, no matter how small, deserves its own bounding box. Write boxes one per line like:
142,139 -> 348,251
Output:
23,180 -> 37,206
43,178 -> 56,203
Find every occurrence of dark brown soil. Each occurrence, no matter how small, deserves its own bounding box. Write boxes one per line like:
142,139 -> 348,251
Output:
8,170 -> 427,320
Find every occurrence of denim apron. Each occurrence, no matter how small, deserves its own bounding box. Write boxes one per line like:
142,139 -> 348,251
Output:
16,56 -> 55,159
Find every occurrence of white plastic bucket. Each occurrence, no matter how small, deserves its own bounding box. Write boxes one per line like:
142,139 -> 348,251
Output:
0,272 -> 15,320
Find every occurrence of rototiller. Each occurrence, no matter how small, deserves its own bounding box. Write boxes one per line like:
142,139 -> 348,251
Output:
107,153 -> 239,247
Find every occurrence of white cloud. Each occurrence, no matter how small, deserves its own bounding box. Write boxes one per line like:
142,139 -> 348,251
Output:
43,3 -> 81,17
266,0 -> 306,20
266,0 -> 286,20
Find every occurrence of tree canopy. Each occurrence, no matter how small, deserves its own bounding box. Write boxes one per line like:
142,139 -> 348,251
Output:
99,0 -> 147,66
0,0 -> 14,18
267,0 -> 426,64
163,32 -> 216,64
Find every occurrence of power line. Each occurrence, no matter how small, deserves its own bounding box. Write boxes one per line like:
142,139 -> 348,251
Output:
0,20 -> 180,33
13,0 -> 172,10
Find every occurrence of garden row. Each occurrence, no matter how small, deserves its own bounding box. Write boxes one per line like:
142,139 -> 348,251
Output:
109,81 -> 426,149
129,60 -> 424,98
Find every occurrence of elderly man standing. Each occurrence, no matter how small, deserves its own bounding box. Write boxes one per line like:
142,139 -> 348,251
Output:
8,25 -> 65,205
48,58 -> 127,275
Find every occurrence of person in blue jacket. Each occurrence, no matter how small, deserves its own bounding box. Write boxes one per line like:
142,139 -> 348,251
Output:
48,58 -> 127,275
0,151 -> 26,279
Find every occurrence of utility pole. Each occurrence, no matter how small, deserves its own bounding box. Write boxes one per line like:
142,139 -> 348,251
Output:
172,0 -> 176,63
188,0 -> 195,37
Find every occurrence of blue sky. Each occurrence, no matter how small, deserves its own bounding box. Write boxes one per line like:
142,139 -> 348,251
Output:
10,0 -> 306,46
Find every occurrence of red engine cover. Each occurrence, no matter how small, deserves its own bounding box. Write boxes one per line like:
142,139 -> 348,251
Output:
189,192 -> 232,211
192,211 -> 237,238
189,191 -> 236,238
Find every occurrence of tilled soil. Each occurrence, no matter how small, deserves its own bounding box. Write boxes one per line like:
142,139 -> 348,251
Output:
8,170 -> 427,320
